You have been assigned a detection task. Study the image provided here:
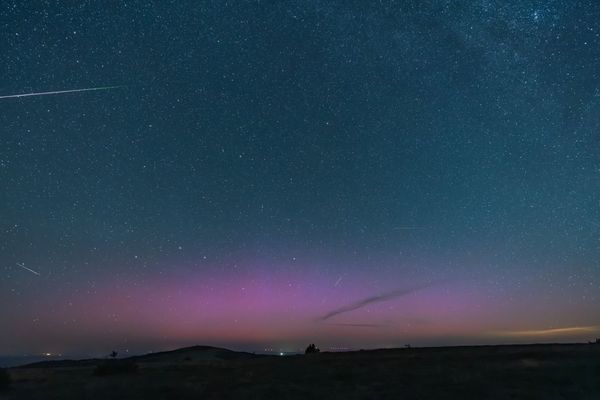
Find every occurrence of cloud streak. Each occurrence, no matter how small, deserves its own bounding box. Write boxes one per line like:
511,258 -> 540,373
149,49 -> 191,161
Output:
492,326 -> 600,337
318,283 -> 433,321
326,323 -> 390,328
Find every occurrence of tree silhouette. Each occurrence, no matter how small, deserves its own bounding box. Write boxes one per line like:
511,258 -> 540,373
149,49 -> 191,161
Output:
305,343 -> 320,354
110,350 -> 118,359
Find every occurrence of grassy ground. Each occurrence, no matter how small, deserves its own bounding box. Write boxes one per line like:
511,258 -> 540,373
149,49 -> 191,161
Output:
2,344 -> 599,399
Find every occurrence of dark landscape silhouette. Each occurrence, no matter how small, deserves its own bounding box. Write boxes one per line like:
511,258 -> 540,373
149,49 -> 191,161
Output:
1,342 -> 600,399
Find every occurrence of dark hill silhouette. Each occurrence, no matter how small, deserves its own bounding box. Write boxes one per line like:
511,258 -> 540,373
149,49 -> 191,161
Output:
18,345 -> 262,369
129,345 -> 260,363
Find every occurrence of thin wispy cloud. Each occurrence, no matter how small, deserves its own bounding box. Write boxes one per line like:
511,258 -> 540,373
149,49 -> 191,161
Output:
326,323 -> 390,328
317,283 -> 434,321
492,326 -> 600,337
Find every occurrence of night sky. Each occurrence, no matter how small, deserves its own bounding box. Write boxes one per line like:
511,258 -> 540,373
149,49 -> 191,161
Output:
2,1 -> 600,356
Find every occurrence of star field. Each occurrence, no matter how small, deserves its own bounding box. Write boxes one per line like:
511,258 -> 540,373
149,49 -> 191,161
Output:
1,1 -> 600,356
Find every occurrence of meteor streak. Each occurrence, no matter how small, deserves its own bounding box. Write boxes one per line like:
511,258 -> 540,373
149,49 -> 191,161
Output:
16,263 -> 40,276
0,86 -> 122,100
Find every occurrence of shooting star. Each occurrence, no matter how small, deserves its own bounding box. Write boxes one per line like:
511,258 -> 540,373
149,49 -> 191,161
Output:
0,86 -> 122,100
16,263 -> 40,276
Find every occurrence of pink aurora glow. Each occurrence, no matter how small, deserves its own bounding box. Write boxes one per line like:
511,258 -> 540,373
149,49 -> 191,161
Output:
7,256 -> 595,356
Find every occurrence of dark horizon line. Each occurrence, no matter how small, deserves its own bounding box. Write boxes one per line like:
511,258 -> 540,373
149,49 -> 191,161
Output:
2,340 -> 597,364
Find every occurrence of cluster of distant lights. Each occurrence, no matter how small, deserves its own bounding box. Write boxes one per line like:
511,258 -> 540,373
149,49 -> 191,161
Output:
263,346 -> 352,356
263,348 -> 290,356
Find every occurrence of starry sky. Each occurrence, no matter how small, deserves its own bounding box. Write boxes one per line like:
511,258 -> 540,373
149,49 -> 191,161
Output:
2,1 -> 600,356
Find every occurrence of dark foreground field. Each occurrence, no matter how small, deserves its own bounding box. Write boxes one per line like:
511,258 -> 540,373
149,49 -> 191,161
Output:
2,343 -> 600,399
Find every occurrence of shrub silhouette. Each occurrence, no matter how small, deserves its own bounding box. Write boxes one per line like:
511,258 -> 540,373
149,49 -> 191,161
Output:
305,343 -> 320,354
94,360 -> 138,376
0,368 -> 10,391
110,350 -> 118,358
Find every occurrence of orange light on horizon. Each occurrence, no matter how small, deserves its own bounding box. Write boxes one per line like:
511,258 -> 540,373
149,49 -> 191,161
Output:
490,326 -> 600,337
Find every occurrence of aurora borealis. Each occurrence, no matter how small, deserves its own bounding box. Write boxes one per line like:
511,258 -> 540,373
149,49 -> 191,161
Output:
2,1 -> 600,357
